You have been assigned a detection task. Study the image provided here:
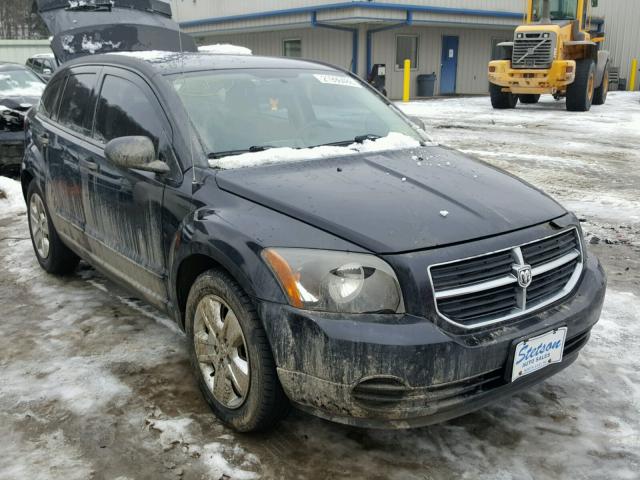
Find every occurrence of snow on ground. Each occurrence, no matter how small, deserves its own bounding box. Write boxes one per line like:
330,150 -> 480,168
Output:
1,94 -> 639,479
399,92 -> 640,243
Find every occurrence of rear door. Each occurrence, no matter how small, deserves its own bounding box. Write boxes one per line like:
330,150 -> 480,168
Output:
83,67 -> 177,308
44,67 -> 99,244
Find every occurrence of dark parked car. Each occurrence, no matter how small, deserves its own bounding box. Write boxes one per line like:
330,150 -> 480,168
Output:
26,53 -> 59,82
22,51 -> 606,432
1,63 -> 45,175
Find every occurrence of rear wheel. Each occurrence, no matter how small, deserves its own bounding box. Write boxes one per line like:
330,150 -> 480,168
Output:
490,83 -> 518,109
592,64 -> 609,106
185,269 -> 290,432
27,181 -> 79,275
566,59 -> 596,112
519,94 -> 541,104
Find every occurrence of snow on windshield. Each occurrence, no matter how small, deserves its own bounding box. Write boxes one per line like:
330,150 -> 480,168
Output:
209,132 -> 422,170
198,44 -> 252,55
0,73 -> 44,98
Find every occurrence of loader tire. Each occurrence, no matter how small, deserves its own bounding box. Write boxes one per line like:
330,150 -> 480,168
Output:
592,63 -> 609,106
490,83 -> 518,109
566,59 -> 596,112
519,94 -> 541,104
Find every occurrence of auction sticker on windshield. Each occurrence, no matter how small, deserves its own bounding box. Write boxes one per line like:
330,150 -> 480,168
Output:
511,327 -> 567,382
313,74 -> 362,88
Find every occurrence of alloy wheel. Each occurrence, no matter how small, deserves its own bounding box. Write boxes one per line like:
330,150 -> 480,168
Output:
29,193 -> 50,259
193,295 -> 250,409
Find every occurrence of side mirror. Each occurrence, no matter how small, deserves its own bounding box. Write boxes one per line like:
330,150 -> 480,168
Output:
105,136 -> 170,174
43,68 -> 52,75
409,116 -> 426,130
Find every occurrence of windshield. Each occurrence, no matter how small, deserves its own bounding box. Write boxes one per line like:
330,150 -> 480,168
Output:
532,0 -> 578,21
0,70 -> 45,97
171,69 -> 424,160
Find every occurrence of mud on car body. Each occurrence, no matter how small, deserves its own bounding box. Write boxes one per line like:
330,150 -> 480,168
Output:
22,0 -> 606,431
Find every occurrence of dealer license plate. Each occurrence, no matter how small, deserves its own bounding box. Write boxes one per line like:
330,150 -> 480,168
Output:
511,327 -> 567,382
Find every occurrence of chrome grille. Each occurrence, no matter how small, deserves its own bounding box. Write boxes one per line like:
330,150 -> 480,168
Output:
512,32 -> 555,69
429,229 -> 583,329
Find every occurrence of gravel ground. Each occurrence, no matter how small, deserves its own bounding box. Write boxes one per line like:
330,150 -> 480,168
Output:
0,93 -> 639,480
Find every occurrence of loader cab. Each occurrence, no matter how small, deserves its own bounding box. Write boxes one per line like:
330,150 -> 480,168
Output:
529,0 -> 596,28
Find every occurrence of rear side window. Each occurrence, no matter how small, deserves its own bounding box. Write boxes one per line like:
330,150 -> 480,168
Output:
57,73 -> 97,135
94,75 -> 163,147
40,77 -> 64,118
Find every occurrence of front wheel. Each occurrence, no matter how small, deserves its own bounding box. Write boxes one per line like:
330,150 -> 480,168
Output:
566,59 -> 596,112
185,269 -> 290,432
27,181 -> 79,274
490,83 -> 518,109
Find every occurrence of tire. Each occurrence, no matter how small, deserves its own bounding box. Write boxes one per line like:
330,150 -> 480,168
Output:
566,59 -> 596,112
27,181 -> 80,275
592,63 -> 609,106
185,269 -> 290,432
490,83 -> 518,109
519,94 -> 541,104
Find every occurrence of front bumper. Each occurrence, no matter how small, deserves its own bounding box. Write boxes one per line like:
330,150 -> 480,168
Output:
488,59 -> 576,94
0,131 -> 25,175
258,254 -> 606,428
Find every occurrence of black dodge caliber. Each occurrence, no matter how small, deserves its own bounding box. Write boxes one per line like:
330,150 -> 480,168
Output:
22,51 -> 606,432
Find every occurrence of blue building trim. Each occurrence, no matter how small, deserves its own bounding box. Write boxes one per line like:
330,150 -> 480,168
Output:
310,12 -> 359,74
366,11 -> 413,75
179,2 -> 523,29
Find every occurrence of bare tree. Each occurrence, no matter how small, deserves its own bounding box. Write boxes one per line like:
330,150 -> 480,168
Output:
0,0 -> 48,39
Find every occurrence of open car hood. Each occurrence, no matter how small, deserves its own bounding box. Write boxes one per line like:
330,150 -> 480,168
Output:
35,0 -> 197,64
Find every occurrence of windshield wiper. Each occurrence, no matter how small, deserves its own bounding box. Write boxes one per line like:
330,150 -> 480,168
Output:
312,134 -> 382,148
208,145 -> 274,159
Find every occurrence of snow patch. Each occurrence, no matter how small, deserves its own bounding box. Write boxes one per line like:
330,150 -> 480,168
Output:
201,442 -> 260,479
0,177 -> 26,217
198,44 -> 252,55
209,132 -> 422,169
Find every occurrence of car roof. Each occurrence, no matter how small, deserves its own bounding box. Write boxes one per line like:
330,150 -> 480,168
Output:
0,63 -> 28,72
61,52 -> 339,77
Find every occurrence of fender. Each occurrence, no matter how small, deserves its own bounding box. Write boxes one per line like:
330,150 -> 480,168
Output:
168,207 -> 289,328
596,50 -> 610,87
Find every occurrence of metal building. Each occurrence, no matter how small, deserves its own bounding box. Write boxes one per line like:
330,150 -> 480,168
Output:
172,1 -> 527,98
171,0 -> 638,98
592,0 -> 640,84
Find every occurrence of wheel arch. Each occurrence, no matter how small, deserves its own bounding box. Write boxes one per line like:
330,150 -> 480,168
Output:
170,223 -> 287,330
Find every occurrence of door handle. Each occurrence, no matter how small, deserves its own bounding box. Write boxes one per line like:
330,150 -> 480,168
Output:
82,158 -> 99,172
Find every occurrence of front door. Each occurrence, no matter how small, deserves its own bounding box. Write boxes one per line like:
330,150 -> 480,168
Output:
440,36 -> 459,95
84,67 -> 176,308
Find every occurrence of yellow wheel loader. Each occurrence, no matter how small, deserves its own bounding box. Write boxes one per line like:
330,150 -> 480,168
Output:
488,0 -> 608,112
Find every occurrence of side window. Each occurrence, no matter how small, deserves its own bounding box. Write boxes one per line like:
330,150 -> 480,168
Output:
40,77 -> 64,118
94,75 -> 164,149
396,35 -> 418,69
57,73 -> 97,135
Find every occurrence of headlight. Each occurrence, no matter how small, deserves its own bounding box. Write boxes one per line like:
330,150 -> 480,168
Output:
262,248 -> 404,314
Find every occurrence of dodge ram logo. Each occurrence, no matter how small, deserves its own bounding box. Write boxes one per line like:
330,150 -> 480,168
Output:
516,265 -> 533,288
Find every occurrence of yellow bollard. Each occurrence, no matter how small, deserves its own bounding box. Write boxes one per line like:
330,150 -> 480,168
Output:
630,58 -> 638,91
403,59 -> 411,102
